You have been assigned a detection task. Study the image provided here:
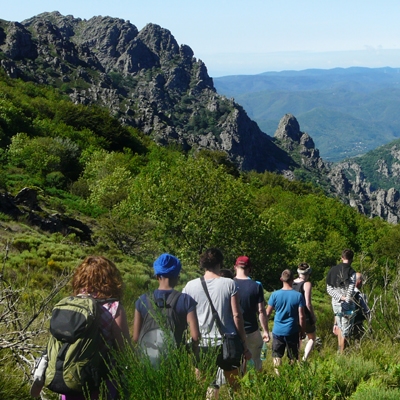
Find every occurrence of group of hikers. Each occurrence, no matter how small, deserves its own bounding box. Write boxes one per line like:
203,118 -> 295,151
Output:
31,248 -> 371,399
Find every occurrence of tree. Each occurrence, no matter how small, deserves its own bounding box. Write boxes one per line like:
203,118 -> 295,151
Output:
82,149 -> 134,209
7,133 -> 81,183
121,154 -> 278,268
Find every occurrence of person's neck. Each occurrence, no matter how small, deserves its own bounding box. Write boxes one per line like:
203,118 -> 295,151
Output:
235,269 -> 249,279
204,270 -> 220,279
157,278 -> 174,290
282,282 -> 293,290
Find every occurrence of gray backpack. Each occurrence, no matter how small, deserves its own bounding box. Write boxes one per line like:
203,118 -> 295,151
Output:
138,290 -> 182,367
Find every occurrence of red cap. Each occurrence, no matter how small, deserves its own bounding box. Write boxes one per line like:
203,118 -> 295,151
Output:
235,256 -> 251,267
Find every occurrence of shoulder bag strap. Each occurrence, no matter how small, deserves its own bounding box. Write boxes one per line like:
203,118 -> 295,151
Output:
200,276 -> 224,336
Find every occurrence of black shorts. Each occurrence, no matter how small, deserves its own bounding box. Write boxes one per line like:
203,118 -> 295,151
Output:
305,318 -> 316,334
272,333 -> 300,360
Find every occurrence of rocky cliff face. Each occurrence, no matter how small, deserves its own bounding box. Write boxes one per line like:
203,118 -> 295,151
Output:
1,12 -> 400,223
0,11 -> 287,173
274,114 -> 400,223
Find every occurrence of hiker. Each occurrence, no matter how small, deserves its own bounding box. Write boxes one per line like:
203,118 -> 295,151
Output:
326,249 -> 356,353
213,268 -> 234,395
266,269 -> 305,372
293,262 -> 317,361
219,268 -> 234,279
234,256 -> 269,371
133,253 -> 200,363
351,272 -> 370,340
182,248 -> 251,398
62,256 -> 131,400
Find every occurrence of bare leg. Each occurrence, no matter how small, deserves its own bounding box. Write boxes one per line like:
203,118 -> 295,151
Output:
303,332 -> 316,361
337,328 -> 348,353
224,368 -> 240,392
273,357 -> 282,375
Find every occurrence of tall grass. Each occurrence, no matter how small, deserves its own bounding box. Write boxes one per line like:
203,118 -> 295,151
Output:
105,336 -> 400,400
109,344 -> 220,400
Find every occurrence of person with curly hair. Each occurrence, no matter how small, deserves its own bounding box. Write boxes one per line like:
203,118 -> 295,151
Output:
64,255 -> 131,400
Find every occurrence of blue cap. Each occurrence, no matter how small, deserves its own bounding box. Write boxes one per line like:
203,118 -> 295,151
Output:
153,253 -> 182,278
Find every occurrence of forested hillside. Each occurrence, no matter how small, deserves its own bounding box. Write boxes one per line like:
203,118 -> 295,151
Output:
214,67 -> 400,161
342,138 -> 400,191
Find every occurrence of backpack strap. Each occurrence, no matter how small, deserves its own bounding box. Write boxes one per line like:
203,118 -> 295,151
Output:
164,290 -> 181,309
144,290 -> 181,311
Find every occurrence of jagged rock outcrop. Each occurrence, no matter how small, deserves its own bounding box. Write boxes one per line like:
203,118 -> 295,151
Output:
274,114 -> 326,170
274,114 -> 400,223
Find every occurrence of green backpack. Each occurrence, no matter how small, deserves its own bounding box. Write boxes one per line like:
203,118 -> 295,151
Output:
44,295 -> 110,395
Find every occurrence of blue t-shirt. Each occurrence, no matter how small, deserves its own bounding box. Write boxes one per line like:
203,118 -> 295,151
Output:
268,289 -> 305,336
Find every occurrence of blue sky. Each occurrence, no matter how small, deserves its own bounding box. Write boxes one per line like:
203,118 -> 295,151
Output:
2,0 -> 400,77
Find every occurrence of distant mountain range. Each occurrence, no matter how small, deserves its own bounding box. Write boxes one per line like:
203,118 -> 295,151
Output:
214,67 -> 400,161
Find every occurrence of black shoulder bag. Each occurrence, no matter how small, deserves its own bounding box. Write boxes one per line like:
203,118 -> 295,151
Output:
200,277 -> 244,363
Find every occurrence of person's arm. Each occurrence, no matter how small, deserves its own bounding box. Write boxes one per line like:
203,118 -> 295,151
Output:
112,304 -> 132,349
132,309 -> 142,343
231,292 -> 252,360
358,292 -> 371,318
187,309 -> 200,355
298,306 -> 306,338
344,273 -> 356,303
303,282 -> 316,323
258,301 -> 270,342
327,284 -> 342,302
187,309 -> 200,354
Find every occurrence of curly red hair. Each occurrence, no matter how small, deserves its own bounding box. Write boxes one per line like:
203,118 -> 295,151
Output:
72,256 -> 123,299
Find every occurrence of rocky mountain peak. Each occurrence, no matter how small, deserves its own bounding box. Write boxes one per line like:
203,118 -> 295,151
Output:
0,11 -> 285,174
274,113 -> 301,142
274,114 -> 325,170
2,12 -> 400,223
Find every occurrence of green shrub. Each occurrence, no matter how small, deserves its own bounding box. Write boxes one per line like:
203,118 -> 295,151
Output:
350,378 -> 400,400
0,212 -> 12,222
45,171 -> 66,189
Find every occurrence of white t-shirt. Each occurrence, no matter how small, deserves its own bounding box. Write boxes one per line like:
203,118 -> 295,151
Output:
182,277 -> 238,347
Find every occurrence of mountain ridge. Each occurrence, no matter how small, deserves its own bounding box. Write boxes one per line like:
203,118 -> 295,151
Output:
1,12 -> 400,223
0,11 -> 292,173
